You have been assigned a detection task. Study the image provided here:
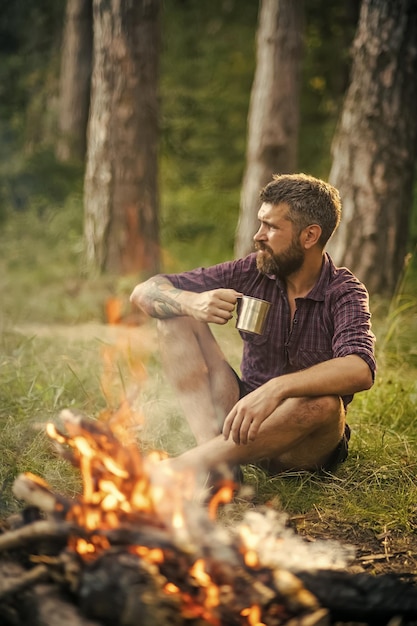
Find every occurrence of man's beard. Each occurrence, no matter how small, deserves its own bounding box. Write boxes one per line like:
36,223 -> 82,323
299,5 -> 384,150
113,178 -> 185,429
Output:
255,239 -> 304,279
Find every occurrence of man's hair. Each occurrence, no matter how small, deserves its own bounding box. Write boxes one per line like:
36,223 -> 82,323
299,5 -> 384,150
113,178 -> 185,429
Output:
259,173 -> 342,247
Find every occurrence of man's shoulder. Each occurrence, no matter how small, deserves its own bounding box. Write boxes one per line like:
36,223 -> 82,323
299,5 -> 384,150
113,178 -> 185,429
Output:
325,254 -> 368,294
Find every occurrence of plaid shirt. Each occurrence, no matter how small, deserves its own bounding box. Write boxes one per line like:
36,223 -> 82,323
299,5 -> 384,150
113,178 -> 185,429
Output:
163,253 -> 376,408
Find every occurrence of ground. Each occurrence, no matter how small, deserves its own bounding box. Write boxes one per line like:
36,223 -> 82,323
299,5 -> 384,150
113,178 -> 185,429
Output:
293,513 -> 417,581
11,322 -> 417,585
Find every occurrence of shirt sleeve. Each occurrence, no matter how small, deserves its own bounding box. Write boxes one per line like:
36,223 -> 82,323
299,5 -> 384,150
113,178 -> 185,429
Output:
331,280 -> 377,380
161,255 -> 258,293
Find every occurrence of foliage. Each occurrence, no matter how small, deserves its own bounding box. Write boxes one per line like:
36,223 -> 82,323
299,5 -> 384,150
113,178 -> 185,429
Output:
0,330 -> 86,514
299,0 -> 360,177
0,0 -> 371,269
159,0 -> 258,268
158,0 -> 362,268
0,0 -> 65,145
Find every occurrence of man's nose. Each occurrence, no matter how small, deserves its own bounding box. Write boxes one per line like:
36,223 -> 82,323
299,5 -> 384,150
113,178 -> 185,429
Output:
254,224 -> 266,241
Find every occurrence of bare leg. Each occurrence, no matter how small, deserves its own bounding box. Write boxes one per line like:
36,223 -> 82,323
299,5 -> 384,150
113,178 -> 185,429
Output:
157,317 -> 240,444
169,394 -> 346,474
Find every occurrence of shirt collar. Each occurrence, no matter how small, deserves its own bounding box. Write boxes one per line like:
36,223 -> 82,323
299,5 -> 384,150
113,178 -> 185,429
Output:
304,253 -> 332,301
272,253 -> 333,301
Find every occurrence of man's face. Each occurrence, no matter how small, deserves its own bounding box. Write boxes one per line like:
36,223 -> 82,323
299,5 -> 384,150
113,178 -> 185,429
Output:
254,202 -> 304,278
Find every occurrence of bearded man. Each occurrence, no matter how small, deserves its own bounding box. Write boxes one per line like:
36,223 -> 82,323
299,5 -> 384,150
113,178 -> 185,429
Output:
130,173 -> 376,481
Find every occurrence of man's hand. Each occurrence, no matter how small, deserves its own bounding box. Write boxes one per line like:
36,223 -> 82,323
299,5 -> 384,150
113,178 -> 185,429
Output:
130,276 -> 241,323
223,381 -> 281,445
222,354 -> 373,445
188,289 -> 241,324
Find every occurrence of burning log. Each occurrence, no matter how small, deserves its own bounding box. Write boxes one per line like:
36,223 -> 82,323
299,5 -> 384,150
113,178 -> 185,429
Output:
298,570 -> 417,625
0,562 -> 49,601
12,472 -> 72,517
0,510 -> 328,626
0,519 -> 77,553
1,410 -> 417,626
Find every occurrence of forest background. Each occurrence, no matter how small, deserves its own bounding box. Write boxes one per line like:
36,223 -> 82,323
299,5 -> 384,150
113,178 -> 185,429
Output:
2,0 -> 416,282
1,0 -> 417,575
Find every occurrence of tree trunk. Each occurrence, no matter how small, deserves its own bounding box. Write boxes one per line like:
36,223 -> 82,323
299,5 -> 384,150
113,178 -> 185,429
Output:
56,0 -> 93,163
84,0 -> 160,276
235,0 -> 304,259
327,0 -> 417,297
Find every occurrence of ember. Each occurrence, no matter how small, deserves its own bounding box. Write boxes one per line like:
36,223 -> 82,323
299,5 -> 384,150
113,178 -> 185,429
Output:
2,410 -> 417,626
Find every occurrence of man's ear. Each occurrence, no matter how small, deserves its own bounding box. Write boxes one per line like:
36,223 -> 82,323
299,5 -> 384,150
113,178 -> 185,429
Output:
302,224 -> 322,249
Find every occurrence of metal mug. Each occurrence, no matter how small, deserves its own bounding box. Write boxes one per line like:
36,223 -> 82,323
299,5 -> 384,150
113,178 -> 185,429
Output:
236,295 -> 271,335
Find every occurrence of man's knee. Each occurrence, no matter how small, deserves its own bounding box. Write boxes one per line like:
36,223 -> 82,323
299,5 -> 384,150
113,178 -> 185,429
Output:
156,318 -> 201,351
302,396 -> 345,440
321,394 -> 343,413
291,395 -> 344,428
157,316 -> 189,335
265,396 -> 345,472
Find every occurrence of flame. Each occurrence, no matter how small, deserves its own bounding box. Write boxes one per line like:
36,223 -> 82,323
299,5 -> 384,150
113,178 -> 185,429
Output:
239,524 -> 260,568
132,545 -> 164,564
208,482 -> 235,520
98,334 -> 149,445
22,315 -> 328,626
41,334 -> 291,625
164,581 -> 180,595
105,297 -> 123,325
241,605 -> 266,626
183,558 -> 221,625
42,413 -> 327,624
47,413 -> 163,553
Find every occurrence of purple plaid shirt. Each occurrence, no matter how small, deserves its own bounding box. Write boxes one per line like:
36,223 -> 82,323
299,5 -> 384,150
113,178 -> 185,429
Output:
163,253 -> 376,408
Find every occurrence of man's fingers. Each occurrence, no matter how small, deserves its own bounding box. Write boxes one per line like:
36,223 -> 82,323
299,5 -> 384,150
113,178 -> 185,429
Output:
224,393 -> 265,444
224,408 -> 253,445
247,419 -> 260,443
223,409 -> 244,444
222,411 -> 234,440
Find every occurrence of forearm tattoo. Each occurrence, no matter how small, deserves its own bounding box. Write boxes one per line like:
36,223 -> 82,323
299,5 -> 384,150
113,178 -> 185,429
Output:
143,276 -> 185,318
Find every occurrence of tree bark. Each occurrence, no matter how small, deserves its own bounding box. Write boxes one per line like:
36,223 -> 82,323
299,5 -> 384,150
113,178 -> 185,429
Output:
235,0 -> 304,258
56,0 -> 93,162
84,0 -> 160,275
328,0 -> 417,296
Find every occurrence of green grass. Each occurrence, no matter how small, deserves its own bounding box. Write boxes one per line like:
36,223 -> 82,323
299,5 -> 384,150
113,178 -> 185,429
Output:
1,206 -> 417,542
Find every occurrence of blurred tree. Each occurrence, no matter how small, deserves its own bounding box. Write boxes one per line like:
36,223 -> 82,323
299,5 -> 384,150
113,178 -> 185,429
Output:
56,0 -> 92,162
158,0 -> 257,269
299,0 -> 360,177
328,0 -> 417,296
235,0 -> 304,258
84,0 -> 160,276
0,0 -> 65,148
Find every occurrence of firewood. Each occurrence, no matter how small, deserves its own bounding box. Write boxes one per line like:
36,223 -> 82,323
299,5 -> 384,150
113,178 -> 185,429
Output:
12,472 -> 72,517
77,550 -> 184,626
298,569 -> 417,623
0,562 -> 49,600
285,608 -> 329,626
0,519 -> 80,553
33,583 -> 102,626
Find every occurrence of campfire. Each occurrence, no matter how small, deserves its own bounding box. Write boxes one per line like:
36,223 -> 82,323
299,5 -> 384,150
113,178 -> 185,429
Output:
2,409 -> 417,626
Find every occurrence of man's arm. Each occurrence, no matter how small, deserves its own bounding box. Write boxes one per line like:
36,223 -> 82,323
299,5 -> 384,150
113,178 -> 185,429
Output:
223,354 -> 373,444
270,354 -> 373,401
130,276 -> 188,318
130,275 -> 241,324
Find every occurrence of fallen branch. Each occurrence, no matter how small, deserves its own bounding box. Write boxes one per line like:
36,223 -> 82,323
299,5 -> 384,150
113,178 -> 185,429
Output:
0,519 -> 79,553
12,472 -> 72,516
0,562 -> 49,600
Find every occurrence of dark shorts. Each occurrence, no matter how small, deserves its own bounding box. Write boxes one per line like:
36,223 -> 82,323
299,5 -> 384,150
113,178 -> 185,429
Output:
231,368 -> 351,474
320,422 -> 351,473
